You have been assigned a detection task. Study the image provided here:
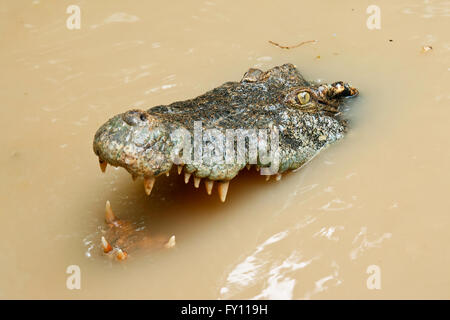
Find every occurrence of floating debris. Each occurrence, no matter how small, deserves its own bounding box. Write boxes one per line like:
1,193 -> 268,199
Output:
421,45 -> 433,53
268,39 -> 317,50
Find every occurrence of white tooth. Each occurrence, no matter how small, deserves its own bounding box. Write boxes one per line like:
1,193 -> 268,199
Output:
105,200 -> 116,224
178,165 -> 183,175
166,171 -> 170,177
194,177 -> 201,188
144,177 -> 155,196
164,235 -> 176,249
205,180 -> 214,195
184,172 -> 191,184
256,166 -> 260,171
218,181 -> 229,202
265,175 -> 271,181
101,236 -> 112,253
275,173 -> 282,181
99,159 -> 107,173
124,156 -> 136,165
246,164 -> 251,170
115,248 -> 128,261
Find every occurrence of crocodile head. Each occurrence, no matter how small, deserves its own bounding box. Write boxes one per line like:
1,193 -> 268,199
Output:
93,64 -> 358,202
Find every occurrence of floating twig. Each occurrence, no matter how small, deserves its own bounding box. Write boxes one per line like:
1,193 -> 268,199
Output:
268,39 -> 318,50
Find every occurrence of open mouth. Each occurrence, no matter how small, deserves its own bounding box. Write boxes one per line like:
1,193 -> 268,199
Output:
96,156 -> 274,203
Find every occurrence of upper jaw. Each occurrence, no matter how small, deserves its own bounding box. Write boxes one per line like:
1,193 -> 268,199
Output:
93,113 -> 173,178
93,114 -> 144,176
93,115 -> 127,163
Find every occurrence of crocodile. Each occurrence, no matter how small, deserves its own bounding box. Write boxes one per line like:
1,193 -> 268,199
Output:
93,63 -> 358,259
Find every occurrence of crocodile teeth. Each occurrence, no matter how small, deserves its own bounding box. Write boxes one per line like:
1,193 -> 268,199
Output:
265,175 -> 271,181
205,180 -> 214,195
184,172 -> 191,184
124,156 -> 136,165
194,177 -> 201,188
105,200 -> 116,224
99,159 -> 107,173
275,173 -> 282,181
218,181 -> 229,202
101,236 -> 112,253
164,235 -> 176,249
144,177 -> 155,196
177,165 -> 183,175
115,248 -> 128,261
246,164 -> 251,170
256,166 -> 260,171
165,171 -> 170,177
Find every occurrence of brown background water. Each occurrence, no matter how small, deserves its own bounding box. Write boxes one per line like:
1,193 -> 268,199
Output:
0,0 -> 449,299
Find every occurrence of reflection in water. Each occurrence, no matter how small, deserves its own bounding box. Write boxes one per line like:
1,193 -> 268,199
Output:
313,226 -> 345,241
220,220 -> 391,299
320,198 -> 353,211
402,0 -> 450,18
219,217 -> 348,299
252,252 -> 313,300
220,231 -> 290,297
303,261 -> 341,300
350,227 -> 392,261
91,12 -> 140,29
219,174 -> 395,300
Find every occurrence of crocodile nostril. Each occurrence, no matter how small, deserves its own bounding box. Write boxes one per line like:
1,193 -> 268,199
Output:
122,110 -> 141,126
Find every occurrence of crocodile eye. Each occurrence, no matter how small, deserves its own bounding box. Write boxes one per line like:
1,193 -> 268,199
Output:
297,92 -> 310,104
140,114 -> 147,121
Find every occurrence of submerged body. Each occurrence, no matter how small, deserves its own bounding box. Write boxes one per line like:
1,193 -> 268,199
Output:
93,64 -> 358,259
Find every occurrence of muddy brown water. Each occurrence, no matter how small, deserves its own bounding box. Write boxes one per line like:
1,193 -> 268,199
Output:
0,0 -> 449,299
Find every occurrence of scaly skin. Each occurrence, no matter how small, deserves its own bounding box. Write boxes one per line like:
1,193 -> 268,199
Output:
93,64 -> 358,201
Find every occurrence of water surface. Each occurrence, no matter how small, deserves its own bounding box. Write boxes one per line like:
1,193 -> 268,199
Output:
0,0 -> 449,299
